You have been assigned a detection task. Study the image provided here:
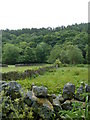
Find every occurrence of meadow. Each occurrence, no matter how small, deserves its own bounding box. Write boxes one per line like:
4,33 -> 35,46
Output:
15,66 -> 88,94
2,64 -> 51,73
1,65 -> 89,119
2,65 -> 88,94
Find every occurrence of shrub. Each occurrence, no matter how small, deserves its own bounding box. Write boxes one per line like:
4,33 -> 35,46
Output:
77,64 -> 85,67
54,59 -> 62,68
62,64 -> 69,67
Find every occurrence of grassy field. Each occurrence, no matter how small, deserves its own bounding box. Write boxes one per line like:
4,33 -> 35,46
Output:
16,66 -> 88,94
2,64 -> 51,73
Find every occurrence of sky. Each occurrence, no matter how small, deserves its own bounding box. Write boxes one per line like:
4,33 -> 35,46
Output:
0,0 -> 89,30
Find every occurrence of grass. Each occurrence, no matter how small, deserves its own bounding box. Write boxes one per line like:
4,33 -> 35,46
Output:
2,64 -> 51,73
16,66 -> 88,94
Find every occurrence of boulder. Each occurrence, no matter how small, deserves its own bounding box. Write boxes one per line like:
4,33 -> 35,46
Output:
36,98 -> 53,110
75,85 -> 85,101
0,81 -> 8,92
86,85 -> 90,101
62,83 -> 75,100
32,100 -> 54,120
86,85 -> 90,92
51,94 -> 57,99
5,81 -> 25,100
0,81 -> 7,86
24,91 -> 37,106
32,86 -> 48,98
47,94 -> 53,104
53,96 -> 62,112
58,95 -> 64,103
62,100 -> 73,110
8,81 -> 21,91
2,64 -> 8,67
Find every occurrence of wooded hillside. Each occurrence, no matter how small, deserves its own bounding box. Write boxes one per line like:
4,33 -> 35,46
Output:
2,23 -> 88,64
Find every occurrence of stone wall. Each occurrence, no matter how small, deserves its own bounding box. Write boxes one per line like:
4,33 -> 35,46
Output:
0,64 -> 8,67
15,63 -> 46,67
0,81 -> 90,119
2,66 -> 55,81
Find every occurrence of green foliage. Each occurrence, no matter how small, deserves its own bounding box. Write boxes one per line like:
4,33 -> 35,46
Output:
1,65 -> 89,119
54,59 -> 62,67
66,45 -> 83,64
48,44 -> 83,64
2,92 -> 34,119
36,42 -> 52,63
2,23 -> 88,64
2,43 -> 20,64
17,66 -> 88,94
58,93 -> 90,120
24,47 -> 36,63
48,45 -> 61,63
60,49 -> 70,64
59,102 -> 85,119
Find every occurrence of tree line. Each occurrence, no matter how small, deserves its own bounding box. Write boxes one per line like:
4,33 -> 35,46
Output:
2,23 -> 88,65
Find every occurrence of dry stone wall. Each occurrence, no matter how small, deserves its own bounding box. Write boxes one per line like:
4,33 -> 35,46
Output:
0,81 -> 90,119
2,66 -> 55,81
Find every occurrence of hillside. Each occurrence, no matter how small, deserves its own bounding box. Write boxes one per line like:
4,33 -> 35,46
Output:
2,23 -> 88,64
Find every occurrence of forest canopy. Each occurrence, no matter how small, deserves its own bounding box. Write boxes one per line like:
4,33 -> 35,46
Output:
2,23 -> 88,64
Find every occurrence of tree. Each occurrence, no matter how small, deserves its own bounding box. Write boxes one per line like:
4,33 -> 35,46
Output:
2,44 -> 20,64
36,42 -> 52,63
48,45 -> 62,63
67,45 -> 83,64
2,23 -> 87,64
85,44 -> 88,63
60,50 -> 70,64
24,47 -> 36,63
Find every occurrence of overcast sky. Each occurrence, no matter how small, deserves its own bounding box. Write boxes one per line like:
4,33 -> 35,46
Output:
0,0 -> 89,30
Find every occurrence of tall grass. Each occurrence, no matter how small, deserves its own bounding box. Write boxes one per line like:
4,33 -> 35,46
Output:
17,66 -> 88,94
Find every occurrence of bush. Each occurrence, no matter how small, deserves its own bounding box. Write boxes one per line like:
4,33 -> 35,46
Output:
62,64 -> 69,67
54,59 -> 62,68
77,64 -> 85,67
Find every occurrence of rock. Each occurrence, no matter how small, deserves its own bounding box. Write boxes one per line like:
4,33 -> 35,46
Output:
47,94 -> 53,104
1,82 -> 90,119
86,85 -> 90,92
0,81 -> 7,86
0,81 -> 8,92
53,96 -> 62,112
8,81 -> 21,91
51,94 -> 57,99
32,100 -> 54,120
37,98 -> 53,110
75,85 -> 85,101
2,64 -> 8,67
6,81 -> 24,100
32,86 -> 48,98
24,91 -> 37,106
31,83 -> 35,90
62,83 -> 75,100
62,100 -> 73,110
85,85 -> 90,101
58,95 -> 64,103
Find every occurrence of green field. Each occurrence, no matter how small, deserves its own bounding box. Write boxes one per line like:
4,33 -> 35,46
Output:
16,66 -> 88,94
2,64 -> 51,73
